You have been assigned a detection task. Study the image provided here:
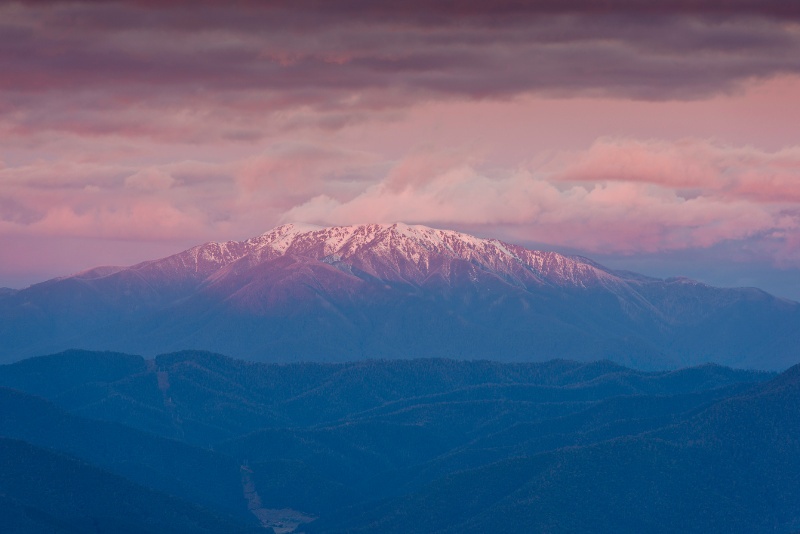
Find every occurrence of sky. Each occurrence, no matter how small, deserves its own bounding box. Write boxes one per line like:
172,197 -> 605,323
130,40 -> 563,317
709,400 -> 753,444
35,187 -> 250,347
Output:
1,0 -> 800,300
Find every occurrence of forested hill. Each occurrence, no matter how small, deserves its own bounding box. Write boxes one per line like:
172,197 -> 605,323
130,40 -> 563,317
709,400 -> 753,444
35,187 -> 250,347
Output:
3,350 -> 799,532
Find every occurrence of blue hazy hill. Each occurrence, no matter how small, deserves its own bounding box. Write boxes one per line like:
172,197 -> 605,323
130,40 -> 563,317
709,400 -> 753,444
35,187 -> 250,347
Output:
2,350 -> 797,532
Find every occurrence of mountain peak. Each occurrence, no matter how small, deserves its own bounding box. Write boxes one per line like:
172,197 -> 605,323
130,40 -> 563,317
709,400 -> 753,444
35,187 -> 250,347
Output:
259,222 -> 325,238
239,222 -> 618,288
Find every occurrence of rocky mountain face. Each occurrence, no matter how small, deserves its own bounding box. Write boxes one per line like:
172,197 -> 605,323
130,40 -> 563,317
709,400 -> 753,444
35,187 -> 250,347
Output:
1,223 -> 798,369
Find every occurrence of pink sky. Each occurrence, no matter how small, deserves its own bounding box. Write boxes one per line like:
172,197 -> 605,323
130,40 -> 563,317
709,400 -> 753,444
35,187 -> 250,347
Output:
1,1 -> 799,299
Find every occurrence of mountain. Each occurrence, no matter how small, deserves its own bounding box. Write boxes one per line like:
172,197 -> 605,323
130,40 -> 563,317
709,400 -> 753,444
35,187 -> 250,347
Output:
1,223 -> 798,369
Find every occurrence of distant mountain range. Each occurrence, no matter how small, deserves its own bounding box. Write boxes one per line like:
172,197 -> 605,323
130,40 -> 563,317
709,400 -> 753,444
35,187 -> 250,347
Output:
1,349 -> 798,533
1,223 -> 798,369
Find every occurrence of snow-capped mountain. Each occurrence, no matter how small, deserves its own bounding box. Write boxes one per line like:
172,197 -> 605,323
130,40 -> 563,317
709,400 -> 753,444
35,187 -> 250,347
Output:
123,222 -> 619,288
1,223 -> 798,369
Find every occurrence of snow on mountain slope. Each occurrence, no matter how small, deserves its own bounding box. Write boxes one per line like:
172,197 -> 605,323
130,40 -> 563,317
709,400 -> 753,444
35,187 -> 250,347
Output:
265,223 -> 620,287
132,222 -> 623,290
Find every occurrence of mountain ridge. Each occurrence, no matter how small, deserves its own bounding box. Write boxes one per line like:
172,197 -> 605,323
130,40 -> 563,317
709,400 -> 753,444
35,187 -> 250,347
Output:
1,349 -> 793,534
1,223 -> 798,369
121,222 -> 626,290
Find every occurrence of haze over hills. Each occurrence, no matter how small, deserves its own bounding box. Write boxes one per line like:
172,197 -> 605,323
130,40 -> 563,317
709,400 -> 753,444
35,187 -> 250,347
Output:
1,350 -> 798,533
1,223 -> 798,369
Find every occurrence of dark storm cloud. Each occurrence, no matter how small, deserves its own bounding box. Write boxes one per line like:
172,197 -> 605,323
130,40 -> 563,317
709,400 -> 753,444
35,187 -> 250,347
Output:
16,0 -> 800,21
2,0 -> 800,140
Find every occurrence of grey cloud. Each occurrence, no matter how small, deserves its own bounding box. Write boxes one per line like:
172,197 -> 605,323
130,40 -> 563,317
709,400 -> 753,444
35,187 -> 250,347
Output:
0,197 -> 45,225
3,1 -> 800,139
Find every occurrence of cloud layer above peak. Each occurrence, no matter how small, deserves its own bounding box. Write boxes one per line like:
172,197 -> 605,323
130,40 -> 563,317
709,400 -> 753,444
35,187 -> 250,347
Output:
286,139 -> 800,263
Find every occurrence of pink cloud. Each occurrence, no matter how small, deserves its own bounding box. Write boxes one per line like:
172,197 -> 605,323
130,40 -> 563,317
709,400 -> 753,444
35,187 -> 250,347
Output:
5,135 -> 799,265
0,200 -> 203,241
0,159 -> 239,242
0,146 -> 380,244
235,144 -> 376,197
124,168 -> 176,191
557,138 -> 800,203
554,139 -> 726,189
284,139 -> 800,261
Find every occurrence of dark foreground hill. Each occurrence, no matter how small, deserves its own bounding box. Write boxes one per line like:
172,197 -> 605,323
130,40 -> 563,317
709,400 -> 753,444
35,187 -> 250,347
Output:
2,350 -> 799,532
2,223 -> 799,369
0,437 -> 262,534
